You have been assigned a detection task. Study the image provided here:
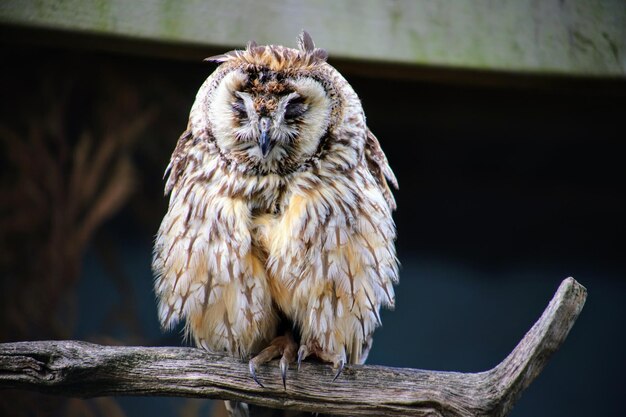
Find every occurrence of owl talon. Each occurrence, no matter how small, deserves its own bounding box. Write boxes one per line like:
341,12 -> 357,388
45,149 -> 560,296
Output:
279,356 -> 288,389
297,342 -> 347,381
248,332 -> 297,388
332,359 -> 345,382
249,361 -> 265,388
297,345 -> 310,370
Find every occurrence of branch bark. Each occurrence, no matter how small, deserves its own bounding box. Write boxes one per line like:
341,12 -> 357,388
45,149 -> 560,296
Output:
0,277 -> 586,417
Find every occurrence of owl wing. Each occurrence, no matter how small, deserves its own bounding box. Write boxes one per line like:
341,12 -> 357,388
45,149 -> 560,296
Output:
153,130 -> 276,356
162,129 -> 194,195
268,155 -> 398,365
365,128 -> 398,210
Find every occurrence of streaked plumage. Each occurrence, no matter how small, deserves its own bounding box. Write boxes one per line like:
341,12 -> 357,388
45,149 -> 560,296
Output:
153,32 -> 398,386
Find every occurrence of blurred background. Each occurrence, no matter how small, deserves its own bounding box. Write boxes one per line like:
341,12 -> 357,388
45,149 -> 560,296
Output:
1,1 -> 625,416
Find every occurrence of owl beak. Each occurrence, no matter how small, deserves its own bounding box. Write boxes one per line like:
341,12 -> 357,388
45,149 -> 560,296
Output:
259,117 -> 273,157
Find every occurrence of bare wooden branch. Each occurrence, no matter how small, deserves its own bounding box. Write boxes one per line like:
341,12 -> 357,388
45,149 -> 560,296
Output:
0,277 -> 586,416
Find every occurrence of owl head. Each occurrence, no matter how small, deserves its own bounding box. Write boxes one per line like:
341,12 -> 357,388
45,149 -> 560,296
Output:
188,31 -> 366,175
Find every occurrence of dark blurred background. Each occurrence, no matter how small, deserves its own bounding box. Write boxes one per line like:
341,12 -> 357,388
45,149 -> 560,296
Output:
1,4 -> 625,416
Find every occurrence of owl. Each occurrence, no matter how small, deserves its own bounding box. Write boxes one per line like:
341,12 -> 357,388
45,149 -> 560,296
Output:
153,32 -> 399,389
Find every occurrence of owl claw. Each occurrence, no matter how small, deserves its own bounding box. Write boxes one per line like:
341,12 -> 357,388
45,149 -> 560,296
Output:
297,345 -> 310,371
297,342 -> 346,381
279,356 -> 288,389
248,332 -> 297,389
332,359 -> 345,382
249,361 -> 265,388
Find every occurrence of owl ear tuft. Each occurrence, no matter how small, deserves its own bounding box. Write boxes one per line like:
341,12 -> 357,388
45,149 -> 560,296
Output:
298,30 -> 315,53
313,48 -> 328,61
297,30 -> 328,63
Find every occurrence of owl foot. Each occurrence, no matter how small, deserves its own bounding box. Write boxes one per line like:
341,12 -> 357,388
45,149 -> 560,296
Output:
248,331 -> 297,389
297,343 -> 346,382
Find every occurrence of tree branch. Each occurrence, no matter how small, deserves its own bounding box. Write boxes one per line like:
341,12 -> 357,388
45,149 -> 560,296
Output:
0,277 -> 586,416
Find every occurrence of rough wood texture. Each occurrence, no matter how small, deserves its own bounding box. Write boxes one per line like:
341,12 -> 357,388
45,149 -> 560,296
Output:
0,277 -> 586,416
0,1 -> 624,76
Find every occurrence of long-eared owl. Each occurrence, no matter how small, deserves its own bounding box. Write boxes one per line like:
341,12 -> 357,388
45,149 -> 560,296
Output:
153,31 -> 399,388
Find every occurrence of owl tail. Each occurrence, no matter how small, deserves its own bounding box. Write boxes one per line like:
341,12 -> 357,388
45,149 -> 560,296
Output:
226,401 -> 318,417
224,400 -> 249,417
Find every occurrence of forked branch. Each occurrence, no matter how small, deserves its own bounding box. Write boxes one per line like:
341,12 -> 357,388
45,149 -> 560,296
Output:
0,277 -> 586,416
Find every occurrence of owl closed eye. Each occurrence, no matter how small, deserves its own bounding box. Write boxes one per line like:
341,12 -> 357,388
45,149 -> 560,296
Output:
207,67 -> 333,171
